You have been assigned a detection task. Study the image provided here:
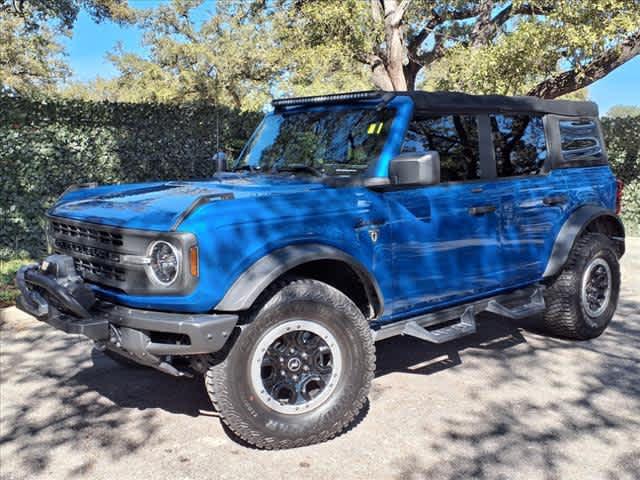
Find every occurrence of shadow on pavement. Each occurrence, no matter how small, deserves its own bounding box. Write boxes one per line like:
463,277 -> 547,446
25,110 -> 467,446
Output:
1,297 -> 638,476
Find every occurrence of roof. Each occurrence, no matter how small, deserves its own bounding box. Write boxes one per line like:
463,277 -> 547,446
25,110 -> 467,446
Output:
272,90 -> 598,117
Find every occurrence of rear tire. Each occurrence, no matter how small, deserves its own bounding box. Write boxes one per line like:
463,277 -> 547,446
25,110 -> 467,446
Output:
543,233 -> 620,340
205,278 -> 375,449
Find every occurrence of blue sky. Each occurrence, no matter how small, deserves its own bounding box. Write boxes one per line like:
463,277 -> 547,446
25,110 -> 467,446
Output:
64,7 -> 640,115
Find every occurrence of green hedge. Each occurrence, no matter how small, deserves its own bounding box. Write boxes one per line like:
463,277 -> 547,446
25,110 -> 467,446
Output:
1,97 -> 639,260
601,116 -> 640,235
0,96 -> 260,258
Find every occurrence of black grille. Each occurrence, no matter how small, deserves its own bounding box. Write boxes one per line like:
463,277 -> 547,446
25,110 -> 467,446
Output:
74,258 -> 126,282
54,239 -> 122,263
51,220 -> 123,247
50,219 -> 128,287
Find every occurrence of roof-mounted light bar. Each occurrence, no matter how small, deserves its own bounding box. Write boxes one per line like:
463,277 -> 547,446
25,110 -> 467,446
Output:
272,91 -> 386,108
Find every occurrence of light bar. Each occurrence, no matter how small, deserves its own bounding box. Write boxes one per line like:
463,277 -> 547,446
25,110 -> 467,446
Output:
272,91 -> 386,108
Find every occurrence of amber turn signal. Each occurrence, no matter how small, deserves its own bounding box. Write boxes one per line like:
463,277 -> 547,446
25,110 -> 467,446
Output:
189,246 -> 199,277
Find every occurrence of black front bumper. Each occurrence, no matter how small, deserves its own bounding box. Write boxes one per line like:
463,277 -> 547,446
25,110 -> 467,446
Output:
16,263 -> 238,359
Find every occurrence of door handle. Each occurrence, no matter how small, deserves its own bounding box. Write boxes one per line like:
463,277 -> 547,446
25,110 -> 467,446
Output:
543,195 -> 567,206
468,205 -> 497,216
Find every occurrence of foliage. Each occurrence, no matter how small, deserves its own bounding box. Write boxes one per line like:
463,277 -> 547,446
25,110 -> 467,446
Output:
0,0 -> 135,95
0,257 -> 33,308
601,114 -> 640,235
606,105 -> 640,118
57,1 -> 279,110
424,1 -> 640,97
0,94 -> 260,258
67,0 -> 640,105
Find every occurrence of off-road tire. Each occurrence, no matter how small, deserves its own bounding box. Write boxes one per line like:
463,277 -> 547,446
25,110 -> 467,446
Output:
543,233 -> 620,340
205,278 -> 375,449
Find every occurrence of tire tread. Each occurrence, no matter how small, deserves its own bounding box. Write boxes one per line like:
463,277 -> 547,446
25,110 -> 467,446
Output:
205,277 -> 375,449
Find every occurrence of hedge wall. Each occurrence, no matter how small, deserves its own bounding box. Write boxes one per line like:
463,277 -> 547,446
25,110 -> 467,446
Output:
1,96 -> 639,260
0,96 -> 260,259
601,116 -> 640,235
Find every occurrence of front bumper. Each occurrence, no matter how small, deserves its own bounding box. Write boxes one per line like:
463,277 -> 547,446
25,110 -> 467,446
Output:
16,262 -> 238,369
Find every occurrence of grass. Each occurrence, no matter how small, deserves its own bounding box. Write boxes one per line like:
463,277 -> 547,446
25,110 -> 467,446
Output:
1,258 -> 33,308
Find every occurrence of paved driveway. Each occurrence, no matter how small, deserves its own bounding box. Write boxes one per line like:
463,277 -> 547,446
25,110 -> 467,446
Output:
1,240 -> 638,480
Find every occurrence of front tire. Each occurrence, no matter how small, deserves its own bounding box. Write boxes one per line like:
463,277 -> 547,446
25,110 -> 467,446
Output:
205,278 -> 375,449
543,233 -> 620,339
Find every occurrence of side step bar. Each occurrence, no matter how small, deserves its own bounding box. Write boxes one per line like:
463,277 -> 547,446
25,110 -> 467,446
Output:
402,307 -> 476,344
485,288 -> 546,320
373,286 -> 545,343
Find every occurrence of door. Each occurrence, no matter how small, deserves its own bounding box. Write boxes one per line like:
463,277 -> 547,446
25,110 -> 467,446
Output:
382,114 -> 503,318
485,113 -> 568,285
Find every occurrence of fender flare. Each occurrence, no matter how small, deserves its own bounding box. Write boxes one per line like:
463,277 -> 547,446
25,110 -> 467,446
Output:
215,243 -> 384,313
543,205 -> 625,278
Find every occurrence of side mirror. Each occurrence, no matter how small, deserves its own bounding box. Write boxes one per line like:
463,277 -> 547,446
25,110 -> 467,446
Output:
389,151 -> 440,185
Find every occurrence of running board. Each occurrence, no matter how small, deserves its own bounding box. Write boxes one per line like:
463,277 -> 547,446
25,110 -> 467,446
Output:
402,306 -> 476,343
372,286 -> 544,343
485,288 -> 545,320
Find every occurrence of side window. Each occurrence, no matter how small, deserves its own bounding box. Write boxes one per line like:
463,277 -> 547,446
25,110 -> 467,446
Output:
490,114 -> 547,177
401,115 -> 480,182
559,118 -> 604,163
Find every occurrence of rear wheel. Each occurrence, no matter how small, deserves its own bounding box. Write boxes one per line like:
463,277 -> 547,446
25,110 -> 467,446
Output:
205,278 -> 375,449
543,233 -> 620,339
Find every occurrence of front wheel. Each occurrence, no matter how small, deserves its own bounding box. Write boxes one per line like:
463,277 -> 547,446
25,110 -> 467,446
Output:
205,278 -> 375,449
543,233 -> 620,340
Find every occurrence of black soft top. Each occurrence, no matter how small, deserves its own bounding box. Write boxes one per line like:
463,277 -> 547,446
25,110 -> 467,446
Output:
272,90 -> 598,117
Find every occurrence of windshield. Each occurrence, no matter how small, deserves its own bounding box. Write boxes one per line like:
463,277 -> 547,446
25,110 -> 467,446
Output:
234,107 -> 395,177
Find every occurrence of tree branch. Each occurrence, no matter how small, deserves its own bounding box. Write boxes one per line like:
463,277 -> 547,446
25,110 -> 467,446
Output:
387,0 -> 413,27
528,31 -> 640,98
370,0 -> 383,23
470,0 -> 495,47
470,2 -> 556,47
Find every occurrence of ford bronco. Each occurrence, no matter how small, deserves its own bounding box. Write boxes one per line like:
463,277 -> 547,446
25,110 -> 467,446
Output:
16,91 -> 625,449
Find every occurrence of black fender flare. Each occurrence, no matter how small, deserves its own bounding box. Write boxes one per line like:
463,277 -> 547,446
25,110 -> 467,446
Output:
215,244 -> 384,314
543,205 -> 625,278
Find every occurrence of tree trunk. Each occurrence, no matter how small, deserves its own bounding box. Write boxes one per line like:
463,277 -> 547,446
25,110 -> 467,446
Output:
384,18 -> 408,90
528,32 -> 640,99
366,0 -> 412,91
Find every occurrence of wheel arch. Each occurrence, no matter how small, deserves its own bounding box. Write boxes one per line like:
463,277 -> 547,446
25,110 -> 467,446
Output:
214,244 -> 384,320
543,205 -> 625,278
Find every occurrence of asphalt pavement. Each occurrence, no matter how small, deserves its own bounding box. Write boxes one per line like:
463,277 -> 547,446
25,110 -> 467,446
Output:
1,239 -> 638,480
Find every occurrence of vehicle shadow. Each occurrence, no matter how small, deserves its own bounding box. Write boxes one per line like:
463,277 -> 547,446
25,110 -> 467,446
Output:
2,297 -> 636,469
374,312 -> 531,378
72,311 -> 530,418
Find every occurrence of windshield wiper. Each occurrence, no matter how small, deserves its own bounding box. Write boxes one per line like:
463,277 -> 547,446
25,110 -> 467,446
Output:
272,165 -> 323,177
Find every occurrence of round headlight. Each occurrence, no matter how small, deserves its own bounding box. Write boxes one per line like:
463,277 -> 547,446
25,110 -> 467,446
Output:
147,241 -> 180,286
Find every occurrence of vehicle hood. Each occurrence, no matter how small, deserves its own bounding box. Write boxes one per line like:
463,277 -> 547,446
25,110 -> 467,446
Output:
49,175 -> 329,230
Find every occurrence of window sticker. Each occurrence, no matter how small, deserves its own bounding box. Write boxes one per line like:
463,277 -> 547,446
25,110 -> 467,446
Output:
367,122 -> 385,135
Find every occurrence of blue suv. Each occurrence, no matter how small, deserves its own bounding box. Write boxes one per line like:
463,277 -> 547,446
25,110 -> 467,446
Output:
16,91 -> 626,448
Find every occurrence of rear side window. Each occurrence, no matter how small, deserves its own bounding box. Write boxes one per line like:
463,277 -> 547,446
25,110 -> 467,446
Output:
401,115 -> 480,182
490,114 -> 547,177
559,118 -> 604,163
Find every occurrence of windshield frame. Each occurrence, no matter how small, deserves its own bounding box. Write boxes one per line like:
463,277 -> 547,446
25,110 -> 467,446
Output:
232,96 -> 414,182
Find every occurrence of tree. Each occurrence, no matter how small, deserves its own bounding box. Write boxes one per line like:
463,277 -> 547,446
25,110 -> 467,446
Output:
73,0 -> 371,110
0,0 -> 134,95
275,0 -> 640,98
606,104 -> 640,118
72,0 -> 640,106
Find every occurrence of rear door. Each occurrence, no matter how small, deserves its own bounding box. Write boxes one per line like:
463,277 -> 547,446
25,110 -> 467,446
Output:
382,114 -> 503,317
485,113 -> 569,285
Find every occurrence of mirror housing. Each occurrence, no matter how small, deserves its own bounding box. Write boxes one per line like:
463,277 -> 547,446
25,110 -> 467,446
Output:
389,151 -> 440,186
